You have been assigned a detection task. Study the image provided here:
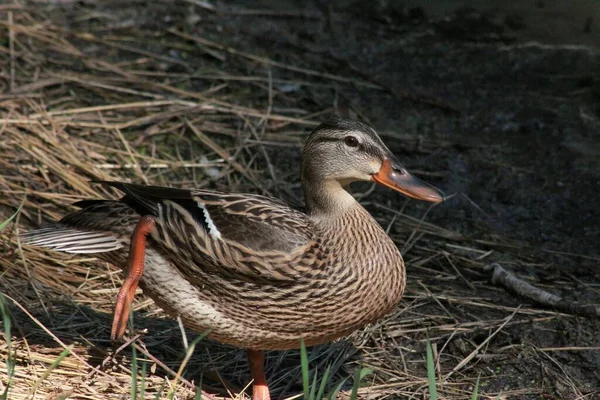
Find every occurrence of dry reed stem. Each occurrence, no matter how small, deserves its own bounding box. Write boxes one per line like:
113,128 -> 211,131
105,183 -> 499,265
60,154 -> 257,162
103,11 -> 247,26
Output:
0,2 -> 597,400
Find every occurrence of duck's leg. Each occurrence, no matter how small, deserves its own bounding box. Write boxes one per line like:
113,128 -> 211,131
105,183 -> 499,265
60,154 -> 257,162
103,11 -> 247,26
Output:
111,215 -> 156,341
248,349 -> 271,400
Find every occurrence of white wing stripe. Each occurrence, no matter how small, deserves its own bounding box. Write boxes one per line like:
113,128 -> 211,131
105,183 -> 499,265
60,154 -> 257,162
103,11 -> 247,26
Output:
196,200 -> 222,239
21,226 -> 123,254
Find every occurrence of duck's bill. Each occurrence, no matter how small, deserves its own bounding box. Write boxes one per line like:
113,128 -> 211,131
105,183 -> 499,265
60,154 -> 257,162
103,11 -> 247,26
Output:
372,159 -> 445,203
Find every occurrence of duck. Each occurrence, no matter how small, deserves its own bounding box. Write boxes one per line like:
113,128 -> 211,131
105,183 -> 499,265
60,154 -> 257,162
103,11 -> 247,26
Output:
22,118 -> 444,400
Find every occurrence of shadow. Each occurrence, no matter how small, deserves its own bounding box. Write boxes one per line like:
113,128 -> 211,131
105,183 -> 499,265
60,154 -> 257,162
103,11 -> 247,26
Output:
0,293 -> 360,399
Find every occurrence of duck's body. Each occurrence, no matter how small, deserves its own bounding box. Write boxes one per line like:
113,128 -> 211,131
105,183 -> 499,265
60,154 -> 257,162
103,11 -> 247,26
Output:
48,188 -> 404,350
23,118 -> 443,399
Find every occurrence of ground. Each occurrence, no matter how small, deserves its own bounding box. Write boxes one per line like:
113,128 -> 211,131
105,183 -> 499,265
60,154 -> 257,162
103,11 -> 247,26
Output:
0,0 -> 598,399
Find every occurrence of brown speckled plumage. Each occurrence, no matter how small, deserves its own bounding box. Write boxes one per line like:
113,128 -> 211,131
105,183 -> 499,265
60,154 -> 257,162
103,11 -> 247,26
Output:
35,185 -> 405,349
22,118 -> 444,399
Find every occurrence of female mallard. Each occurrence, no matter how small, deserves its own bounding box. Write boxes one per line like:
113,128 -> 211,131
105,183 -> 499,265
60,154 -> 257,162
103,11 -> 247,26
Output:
23,118 -> 444,400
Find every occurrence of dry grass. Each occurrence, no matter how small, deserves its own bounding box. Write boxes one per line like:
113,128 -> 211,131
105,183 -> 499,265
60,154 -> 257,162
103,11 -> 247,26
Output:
0,2 -> 598,399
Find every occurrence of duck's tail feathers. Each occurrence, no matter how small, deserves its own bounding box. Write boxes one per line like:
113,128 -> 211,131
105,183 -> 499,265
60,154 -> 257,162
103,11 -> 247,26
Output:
21,225 -> 123,254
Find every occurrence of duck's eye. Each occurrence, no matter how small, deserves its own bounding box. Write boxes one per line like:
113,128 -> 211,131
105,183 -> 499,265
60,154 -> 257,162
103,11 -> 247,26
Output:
343,136 -> 359,147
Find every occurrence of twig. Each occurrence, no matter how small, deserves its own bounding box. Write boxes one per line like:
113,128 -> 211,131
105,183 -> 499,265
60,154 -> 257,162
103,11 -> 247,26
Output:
181,0 -> 216,12
486,263 -> 600,318
131,341 -> 200,394
27,100 -> 188,119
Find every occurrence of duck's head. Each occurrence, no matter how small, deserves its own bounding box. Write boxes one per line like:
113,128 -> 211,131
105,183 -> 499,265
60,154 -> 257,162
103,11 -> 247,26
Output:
302,118 -> 444,205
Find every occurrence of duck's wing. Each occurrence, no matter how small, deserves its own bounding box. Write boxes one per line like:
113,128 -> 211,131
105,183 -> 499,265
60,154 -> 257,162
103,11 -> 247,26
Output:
23,181 -> 316,283
97,181 -> 316,284
97,181 -> 311,252
20,200 -> 137,254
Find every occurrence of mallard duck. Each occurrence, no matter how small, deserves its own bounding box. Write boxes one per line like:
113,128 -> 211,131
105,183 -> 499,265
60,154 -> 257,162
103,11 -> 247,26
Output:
22,118 -> 444,400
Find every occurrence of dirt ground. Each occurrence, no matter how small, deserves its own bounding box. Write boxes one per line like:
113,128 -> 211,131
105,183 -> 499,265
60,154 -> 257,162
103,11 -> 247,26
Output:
0,0 -> 599,399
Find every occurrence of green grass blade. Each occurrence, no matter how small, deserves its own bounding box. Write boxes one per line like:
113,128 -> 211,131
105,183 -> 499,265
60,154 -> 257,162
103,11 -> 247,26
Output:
328,378 -> 348,400
426,339 -> 437,400
154,381 -> 165,400
166,332 -> 209,399
350,367 -> 372,400
0,294 -> 14,400
194,373 -> 203,400
131,343 -> 138,399
0,204 -> 22,232
471,372 -> 481,400
29,345 -> 72,397
309,368 -> 319,400
300,339 -> 310,400
140,361 -> 147,400
0,294 -> 12,350
316,365 -> 331,400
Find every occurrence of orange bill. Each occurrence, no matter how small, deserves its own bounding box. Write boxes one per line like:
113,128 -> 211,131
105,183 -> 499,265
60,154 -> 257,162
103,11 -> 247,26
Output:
372,158 -> 444,203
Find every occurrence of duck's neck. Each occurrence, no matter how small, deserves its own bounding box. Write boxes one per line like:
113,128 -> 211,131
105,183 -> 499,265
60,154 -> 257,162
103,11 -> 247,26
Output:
302,178 -> 359,218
